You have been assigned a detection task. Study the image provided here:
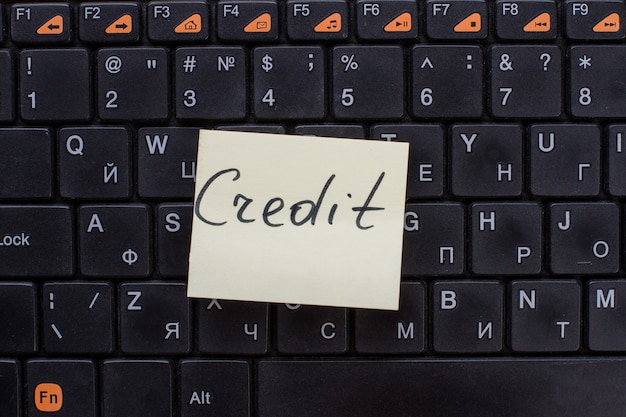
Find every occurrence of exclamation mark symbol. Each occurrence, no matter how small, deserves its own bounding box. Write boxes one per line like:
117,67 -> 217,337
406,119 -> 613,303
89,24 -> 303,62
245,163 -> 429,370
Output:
49,292 -> 55,310
27,56 -> 32,75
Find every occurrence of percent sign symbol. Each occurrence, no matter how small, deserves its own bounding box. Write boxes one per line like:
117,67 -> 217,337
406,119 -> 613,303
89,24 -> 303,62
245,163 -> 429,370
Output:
341,54 -> 359,72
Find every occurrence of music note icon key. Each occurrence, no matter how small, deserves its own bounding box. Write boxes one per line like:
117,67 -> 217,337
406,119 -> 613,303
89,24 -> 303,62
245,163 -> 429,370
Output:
314,13 -> 342,33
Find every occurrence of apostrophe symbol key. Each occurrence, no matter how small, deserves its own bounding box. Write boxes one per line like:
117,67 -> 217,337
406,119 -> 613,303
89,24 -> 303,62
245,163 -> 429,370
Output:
106,14 -> 133,34
453,12 -> 482,33
523,12 -> 551,32
36,15 -> 64,35
175,14 -> 202,33
244,13 -> 272,33
593,13 -> 620,33
384,12 -> 412,32
314,12 -> 342,33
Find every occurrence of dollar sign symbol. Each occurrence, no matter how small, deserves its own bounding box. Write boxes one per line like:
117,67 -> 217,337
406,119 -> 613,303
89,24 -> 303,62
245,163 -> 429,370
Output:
262,54 -> 273,73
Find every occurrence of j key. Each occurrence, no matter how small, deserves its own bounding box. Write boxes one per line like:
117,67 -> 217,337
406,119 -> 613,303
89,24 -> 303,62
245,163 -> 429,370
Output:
175,47 -> 247,120
565,0 -> 625,39
402,203 -> 464,276
157,203 -> 192,276
550,202 -> 619,274
97,48 -> 169,121
471,203 -> 542,275
356,0 -> 418,40
20,49 -> 91,121
0,360 -> 19,417
588,280 -> 626,351
510,280 -> 581,352
426,0 -> 487,39
570,46 -> 626,118
295,124 -> 365,138
0,128 -> 52,199
58,127 -> 130,200
412,46 -> 483,119
42,282 -> 114,354
0,51 -> 14,121
180,360 -> 250,417
354,282 -> 425,354
254,46 -> 325,120
332,46 -> 404,119
148,1 -> 209,42
217,0 -> 278,42
607,125 -> 626,196
276,304 -> 348,354
102,360 -> 172,417
78,204 -> 151,277
433,281 -> 503,353
11,4 -> 71,44
496,0 -> 557,40
119,282 -> 190,354
0,206 -> 73,276
79,3 -> 140,43
137,127 -> 198,198
287,0 -> 348,41
0,282 -> 36,354
27,359 -> 96,417
197,299 -> 269,354
529,124 -> 601,196
490,45 -> 561,118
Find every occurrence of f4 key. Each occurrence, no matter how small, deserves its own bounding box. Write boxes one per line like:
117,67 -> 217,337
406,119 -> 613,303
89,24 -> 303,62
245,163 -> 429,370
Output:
496,0 -> 557,40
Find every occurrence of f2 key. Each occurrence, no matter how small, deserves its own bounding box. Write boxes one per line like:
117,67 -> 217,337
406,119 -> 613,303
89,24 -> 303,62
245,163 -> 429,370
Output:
426,0 -> 487,39
565,0 -> 625,39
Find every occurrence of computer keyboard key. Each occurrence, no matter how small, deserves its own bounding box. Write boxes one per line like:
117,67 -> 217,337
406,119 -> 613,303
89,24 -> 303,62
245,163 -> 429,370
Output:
97,48 -> 169,121
0,282 -> 36,354
426,0 -> 487,39
20,49 -> 91,122
495,0 -> 557,40
254,46 -> 325,120
569,45 -> 626,118
215,124 -> 286,133
102,360 -> 172,417
120,282 -> 190,354
287,0 -> 348,41
11,4 -> 71,44
0,205 -> 73,276
27,359 -> 96,417
217,0 -> 278,42
412,46 -> 483,119
79,3 -> 140,43
332,46 -> 404,119
510,280 -> 581,352
78,204 -> 151,277
0,128 -> 52,199
175,47 -> 247,120
0,51 -> 14,122
529,124 -> 601,196
180,360 -> 250,417
148,1 -> 209,42
402,203 -> 464,276
0,8 -> 4,44
471,203 -> 543,275
607,124 -> 626,196
565,0 -> 625,40
588,280 -> 626,351
157,203 -> 192,276
354,282 -> 425,353
138,127 -> 198,198
197,299 -> 269,354
295,124 -> 365,138
490,45 -> 562,118
0,360 -> 19,417
42,282 -> 114,354
276,304 -> 348,354
550,202 -> 619,274
58,127 -> 130,200
433,280 -> 503,353
356,0 -> 417,40
451,124 -> 523,197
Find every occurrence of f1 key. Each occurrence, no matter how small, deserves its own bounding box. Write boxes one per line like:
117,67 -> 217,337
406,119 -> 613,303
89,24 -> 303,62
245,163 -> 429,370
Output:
496,0 -> 557,40
426,0 -> 487,39
217,1 -> 278,42
565,0 -> 625,39
79,3 -> 140,43
11,3 -> 71,44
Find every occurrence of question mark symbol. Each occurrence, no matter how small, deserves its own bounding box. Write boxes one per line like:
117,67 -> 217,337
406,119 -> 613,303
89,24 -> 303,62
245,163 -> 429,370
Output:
540,53 -> 551,72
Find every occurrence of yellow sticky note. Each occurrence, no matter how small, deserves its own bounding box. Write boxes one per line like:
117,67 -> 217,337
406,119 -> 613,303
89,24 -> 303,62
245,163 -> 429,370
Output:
187,130 -> 409,310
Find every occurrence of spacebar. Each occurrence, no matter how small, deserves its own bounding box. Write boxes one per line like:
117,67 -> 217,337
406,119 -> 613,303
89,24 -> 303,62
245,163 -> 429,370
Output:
258,358 -> 626,417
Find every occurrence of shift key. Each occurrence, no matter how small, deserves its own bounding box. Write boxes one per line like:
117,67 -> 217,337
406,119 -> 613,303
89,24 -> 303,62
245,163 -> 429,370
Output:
0,205 -> 74,276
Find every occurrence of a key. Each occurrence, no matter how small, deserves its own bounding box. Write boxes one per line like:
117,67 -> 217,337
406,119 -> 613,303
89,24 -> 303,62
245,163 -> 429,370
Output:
0,282 -> 36,354
197,299 -> 269,354
495,0 -> 557,40
550,202 -> 619,274
295,124 -> 365,138
412,46 -> 483,119
426,0 -> 487,39
157,203 -> 192,276
78,204 -> 151,277
510,280 -> 581,352
137,127 -> 198,198
79,3 -> 140,43
0,51 -> 14,121
254,46 -> 325,120
148,1 -> 209,42
433,280 -> 504,353
217,0 -> 278,42
565,0 -> 625,40
11,3 -> 71,44
58,127 -> 130,200
175,47 -> 247,120
287,0 -> 348,41
356,0 -> 417,40
42,282 -> 114,354
20,49 -> 91,121
0,360 -> 19,417
607,125 -> 626,196
276,304 -> 348,354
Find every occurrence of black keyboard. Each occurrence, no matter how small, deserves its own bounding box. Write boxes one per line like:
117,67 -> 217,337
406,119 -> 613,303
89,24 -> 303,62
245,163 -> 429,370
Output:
3,0 -> 626,416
